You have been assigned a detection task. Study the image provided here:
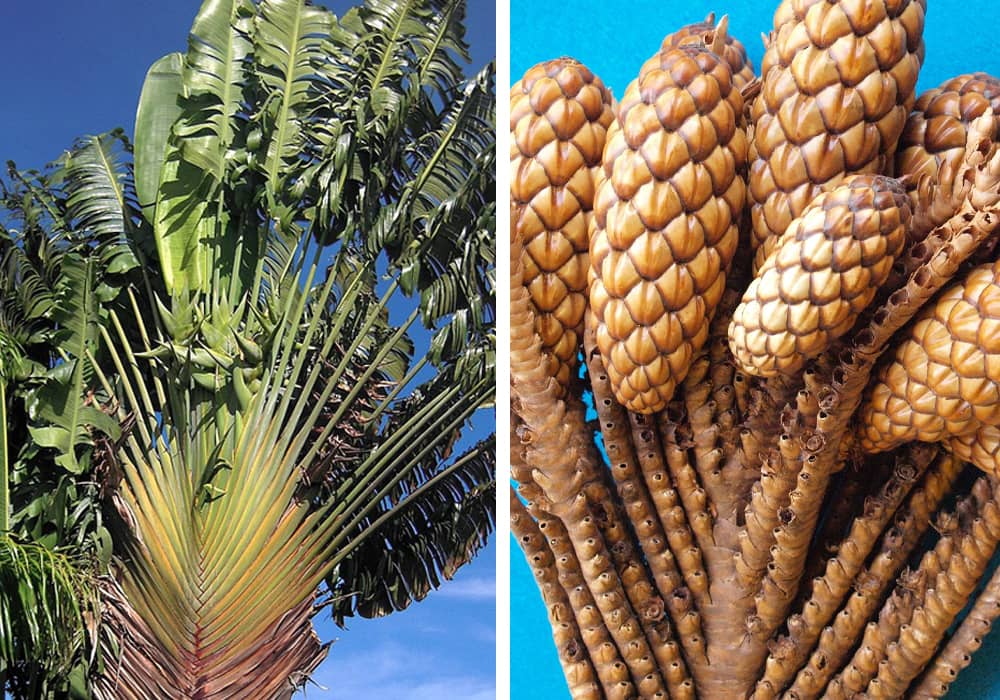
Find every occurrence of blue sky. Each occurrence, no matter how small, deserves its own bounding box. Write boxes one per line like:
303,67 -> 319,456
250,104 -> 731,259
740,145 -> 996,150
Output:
0,1 -> 496,697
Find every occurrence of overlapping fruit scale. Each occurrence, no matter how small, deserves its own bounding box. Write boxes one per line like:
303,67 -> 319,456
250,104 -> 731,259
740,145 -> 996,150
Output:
659,13 -> 756,91
729,174 -> 911,378
859,259 -> 1000,475
749,0 -> 926,273
511,58 -> 615,394
897,72 -> 1000,240
590,43 -> 746,414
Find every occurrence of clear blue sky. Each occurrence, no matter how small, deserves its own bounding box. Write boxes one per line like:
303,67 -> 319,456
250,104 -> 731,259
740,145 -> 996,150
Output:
511,1 -> 1000,698
0,2 -> 496,698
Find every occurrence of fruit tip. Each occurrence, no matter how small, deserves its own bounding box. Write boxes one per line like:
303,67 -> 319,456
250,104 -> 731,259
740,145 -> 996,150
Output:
709,15 -> 729,57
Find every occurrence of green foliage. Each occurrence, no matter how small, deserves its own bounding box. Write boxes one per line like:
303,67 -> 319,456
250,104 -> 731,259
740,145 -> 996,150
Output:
133,53 -> 186,221
2,0 -> 495,695
151,0 -> 255,296
27,256 -> 120,475
0,536 -> 96,693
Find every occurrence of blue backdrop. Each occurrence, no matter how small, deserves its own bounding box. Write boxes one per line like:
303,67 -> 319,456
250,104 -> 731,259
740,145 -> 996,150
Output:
510,1 -> 1000,697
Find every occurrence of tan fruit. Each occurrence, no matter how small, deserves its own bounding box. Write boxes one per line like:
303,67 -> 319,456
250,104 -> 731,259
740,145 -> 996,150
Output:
859,260 -> 1000,458
749,0 -> 926,273
659,13 -> 756,91
728,174 -> 909,378
511,58 -> 615,394
590,44 -> 746,414
896,73 -> 1000,240
946,424 -> 1000,477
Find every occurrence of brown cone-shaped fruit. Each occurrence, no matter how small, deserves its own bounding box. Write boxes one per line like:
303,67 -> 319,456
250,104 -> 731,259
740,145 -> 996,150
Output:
590,44 -> 746,414
729,174 -> 910,378
947,424 -> 1000,477
511,58 -> 615,394
659,13 -> 756,91
859,260 -> 1000,457
944,425 -> 1000,476
896,73 -> 1000,240
749,0 -> 926,273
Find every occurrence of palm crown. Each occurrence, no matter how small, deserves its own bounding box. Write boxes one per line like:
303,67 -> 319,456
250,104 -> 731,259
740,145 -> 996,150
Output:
0,0 -> 495,696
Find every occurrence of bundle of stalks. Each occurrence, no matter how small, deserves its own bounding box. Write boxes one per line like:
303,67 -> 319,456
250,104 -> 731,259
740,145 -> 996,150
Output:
511,3 -> 1000,698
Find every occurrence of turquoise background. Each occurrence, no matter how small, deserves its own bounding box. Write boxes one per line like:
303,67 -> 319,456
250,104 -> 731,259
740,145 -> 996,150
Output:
510,0 -> 1000,697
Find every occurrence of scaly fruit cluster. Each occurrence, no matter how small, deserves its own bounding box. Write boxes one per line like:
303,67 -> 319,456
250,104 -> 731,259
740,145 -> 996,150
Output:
511,58 -> 615,394
729,174 -> 910,377
859,259 -> 1000,474
947,424 -> 1000,476
749,0 -> 926,272
897,72 -> 1000,239
590,42 -> 746,413
511,2 -> 1000,699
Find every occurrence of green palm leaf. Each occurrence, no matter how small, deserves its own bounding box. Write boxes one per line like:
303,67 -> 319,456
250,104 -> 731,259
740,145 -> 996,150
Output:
133,53 -> 186,222
62,131 -> 142,279
327,438 -> 494,623
0,536 -> 94,683
151,0 -> 254,296
252,0 -> 333,217
27,256 -> 119,475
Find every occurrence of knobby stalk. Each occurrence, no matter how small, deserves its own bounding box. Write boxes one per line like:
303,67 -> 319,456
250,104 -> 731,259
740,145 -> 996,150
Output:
511,132 -> 1000,700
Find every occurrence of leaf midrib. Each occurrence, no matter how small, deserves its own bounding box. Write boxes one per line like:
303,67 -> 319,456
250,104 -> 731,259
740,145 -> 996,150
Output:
369,0 -> 413,98
266,0 -> 306,190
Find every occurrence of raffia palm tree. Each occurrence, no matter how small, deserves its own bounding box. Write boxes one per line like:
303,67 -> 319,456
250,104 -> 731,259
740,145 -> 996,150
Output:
0,0 -> 495,697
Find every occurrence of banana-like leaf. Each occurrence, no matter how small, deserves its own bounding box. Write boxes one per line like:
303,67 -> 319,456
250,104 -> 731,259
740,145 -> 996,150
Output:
133,53 -> 186,222
153,0 -> 253,295
252,0 -> 333,215
27,256 -> 119,474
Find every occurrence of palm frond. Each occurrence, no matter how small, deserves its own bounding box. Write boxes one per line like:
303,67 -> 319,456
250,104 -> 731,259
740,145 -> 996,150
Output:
409,0 -> 469,101
62,131 -> 142,279
152,0 -> 254,295
252,0 -> 334,217
26,255 -> 120,475
325,438 -> 494,624
0,535 -> 96,685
